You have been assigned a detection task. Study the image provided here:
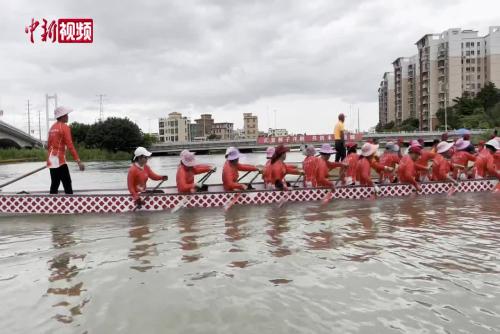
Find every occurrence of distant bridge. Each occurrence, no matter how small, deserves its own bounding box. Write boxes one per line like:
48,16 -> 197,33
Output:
150,130 -> 488,155
0,120 -> 44,148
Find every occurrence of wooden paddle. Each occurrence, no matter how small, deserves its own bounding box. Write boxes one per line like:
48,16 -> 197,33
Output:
0,165 -> 47,190
237,171 -> 252,182
133,179 -> 166,212
172,169 -> 216,213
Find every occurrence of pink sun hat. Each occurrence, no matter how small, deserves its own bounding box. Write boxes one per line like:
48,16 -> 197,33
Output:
361,143 -> 379,157
436,141 -> 454,154
226,147 -> 242,161
54,106 -> 73,118
454,138 -> 470,151
180,149 -> 196,167
409,139 -> 422,148
266,146 -> 275,159
319,143 -> 336,154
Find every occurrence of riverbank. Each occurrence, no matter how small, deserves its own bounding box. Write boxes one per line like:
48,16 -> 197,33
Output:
0,148 -> 131,164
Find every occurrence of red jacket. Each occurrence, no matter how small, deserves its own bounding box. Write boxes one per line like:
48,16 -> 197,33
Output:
379,152 -> 400,181
262,160 -> 272,186
397,155 -> 426,188
475,149 -> 499,179
415,150 -> 435,180
431,154 -> 452,181
270,160 -> 300,187
343,153 -> 359,181
495,152 -> 500,170
46,121 -> 79,167
315,158 -> 343,187
451,151 -> 476,178
222,161 -> 258,191
127,163 -> 162,200
356,157 -> 373,186
176,164 -> 212,193
303,156 -> 318,186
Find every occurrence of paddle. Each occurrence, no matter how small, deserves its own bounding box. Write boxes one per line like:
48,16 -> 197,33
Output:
0,165 -> 47,190
246,171 -> 262,190
224,193 -> 242,212
133,179 -> 166,212
237,171 -> 252,182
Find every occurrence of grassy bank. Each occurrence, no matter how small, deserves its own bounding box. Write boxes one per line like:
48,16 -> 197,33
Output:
0,148 -> 131,163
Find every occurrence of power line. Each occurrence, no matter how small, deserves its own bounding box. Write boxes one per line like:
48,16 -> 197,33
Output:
97,94 -> 106,121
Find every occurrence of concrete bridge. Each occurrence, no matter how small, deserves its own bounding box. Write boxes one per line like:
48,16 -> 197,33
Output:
0,120 -> 44,148
150,130 -> 488,155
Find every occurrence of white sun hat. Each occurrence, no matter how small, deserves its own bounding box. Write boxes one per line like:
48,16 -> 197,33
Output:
134,147 -> 152,159
54,106 -> 73,119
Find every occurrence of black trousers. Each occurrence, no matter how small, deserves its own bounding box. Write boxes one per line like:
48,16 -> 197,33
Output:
334,140 -> 346,162
50,164 -> 73,194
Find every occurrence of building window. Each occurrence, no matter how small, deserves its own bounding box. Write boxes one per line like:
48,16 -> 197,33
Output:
477,66 -> 481,72
466,42 -> 470,47
477,75 -> 481,80
466,51 -> 470,56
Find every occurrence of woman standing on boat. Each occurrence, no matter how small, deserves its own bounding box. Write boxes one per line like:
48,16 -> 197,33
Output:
47,106 -> 85,194
222,147 -> 259,191
176,150 -> 215,193
270,145 -> 301,190
315,144 -> 345,188
302,145 -> 318,187
127,147 -> 167,206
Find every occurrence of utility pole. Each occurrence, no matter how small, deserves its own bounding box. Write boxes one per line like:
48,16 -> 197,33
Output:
27,99 -> 31,135
274,110 -> 277,129
357,108 -> 360,133
38,109 -> 42,140
97,94 -> 106,122
46,94 -> 58,141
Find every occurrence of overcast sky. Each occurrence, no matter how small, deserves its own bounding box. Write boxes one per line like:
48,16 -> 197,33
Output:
1,0 -> 499,137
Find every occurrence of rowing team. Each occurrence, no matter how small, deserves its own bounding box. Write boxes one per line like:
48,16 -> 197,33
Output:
127,137 -> 500,206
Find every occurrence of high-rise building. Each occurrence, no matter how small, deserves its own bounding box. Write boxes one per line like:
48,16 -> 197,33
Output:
243,113 -> 258,139
380,26 -> 500,130
378,72 -> 395,126
158,112 -> 190,143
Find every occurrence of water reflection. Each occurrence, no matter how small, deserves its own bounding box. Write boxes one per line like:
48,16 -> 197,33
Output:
128,215 -> 158,272
46,223 -> 88,324
266,207 -> 291,257
225,208 -> 251,268
302,208 -> 335,250
177,210 -> 202,262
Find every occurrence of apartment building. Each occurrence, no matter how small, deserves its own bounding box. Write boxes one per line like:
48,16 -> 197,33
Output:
380,26 -> 500,130
243,113 -> 258,139
211,122 -> 234,140
158,112 -> 190,143
191,114 -> 214,139
378,72 -> 395,126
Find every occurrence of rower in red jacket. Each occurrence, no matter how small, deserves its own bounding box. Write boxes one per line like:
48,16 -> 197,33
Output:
398,145 -> 428,191
343,142 -> 359,185
356,143 -> 392,187
379,141 -> 400,183
302,145 -> 318,187
315,143 -> 345,188
474,139 -> 500,180
127,147 -> 168,205
431,141 -> 455,182
451,138 -> 476,180
270,145 -> 301,190
176,150 -> 214,193
262,146 -> 275,188
222,147 -> 259,191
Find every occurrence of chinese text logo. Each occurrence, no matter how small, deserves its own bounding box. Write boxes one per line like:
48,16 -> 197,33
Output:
25,18 -> 93,44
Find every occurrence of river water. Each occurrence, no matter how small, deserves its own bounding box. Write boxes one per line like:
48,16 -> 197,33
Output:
1,154 -> 499,334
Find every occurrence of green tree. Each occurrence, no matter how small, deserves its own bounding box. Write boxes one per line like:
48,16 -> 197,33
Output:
86,117 -> 144,152
70,122 -> 91,145
142,133 -> 158,148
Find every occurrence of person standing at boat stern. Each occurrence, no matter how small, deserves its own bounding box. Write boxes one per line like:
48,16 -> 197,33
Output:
47,106 -> 85,194
127,147 -> 168,206
334,113 -> 346,162
222,147 -> 259,191
176,150 -> 214,193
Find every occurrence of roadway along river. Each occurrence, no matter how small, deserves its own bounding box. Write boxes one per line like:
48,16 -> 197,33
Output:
0,153 -> 499,333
